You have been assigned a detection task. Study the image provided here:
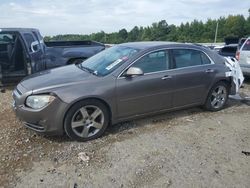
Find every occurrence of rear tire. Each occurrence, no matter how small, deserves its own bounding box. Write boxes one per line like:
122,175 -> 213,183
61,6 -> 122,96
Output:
64,99 -> 109,142
204,81 -> 229,111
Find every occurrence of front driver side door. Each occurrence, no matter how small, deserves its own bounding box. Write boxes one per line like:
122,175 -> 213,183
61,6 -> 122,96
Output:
116,50 -> 175,119
21,32 -> 45,73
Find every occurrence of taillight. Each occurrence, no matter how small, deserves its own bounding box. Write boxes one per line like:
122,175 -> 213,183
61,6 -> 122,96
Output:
236,51 -> 240,60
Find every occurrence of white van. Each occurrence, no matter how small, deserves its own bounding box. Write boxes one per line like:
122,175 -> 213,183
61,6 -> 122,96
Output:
236,37 -> 250,76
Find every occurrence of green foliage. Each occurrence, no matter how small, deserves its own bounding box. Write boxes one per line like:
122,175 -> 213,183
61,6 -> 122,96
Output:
45,12 -> 250,43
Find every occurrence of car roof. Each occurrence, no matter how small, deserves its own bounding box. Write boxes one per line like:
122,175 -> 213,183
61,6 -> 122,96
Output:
119,41 -> 211,51
118,41 -> 225,65
119,41 -> 180,50
0,28 -> 39,33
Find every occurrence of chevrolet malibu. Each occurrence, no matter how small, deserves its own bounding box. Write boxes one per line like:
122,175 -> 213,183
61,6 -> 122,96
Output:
13,42 -> 235,141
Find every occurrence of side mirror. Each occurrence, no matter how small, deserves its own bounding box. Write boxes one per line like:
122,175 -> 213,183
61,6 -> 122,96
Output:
125,67 -> 144,76
31,41 -> 40,52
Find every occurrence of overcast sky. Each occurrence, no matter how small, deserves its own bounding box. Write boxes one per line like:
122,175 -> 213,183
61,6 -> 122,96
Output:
0,0 -> 249,36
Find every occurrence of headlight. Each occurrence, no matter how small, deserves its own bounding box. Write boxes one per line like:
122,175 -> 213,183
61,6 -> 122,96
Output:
26,95 -> 55,109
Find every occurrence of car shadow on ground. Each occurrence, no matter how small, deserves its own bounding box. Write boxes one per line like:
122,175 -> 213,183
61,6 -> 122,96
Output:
5,78 -> 250,143
243,76 -> 250,84
44,95 -> 249,143
43,107 -> 205,143
106,94 -> 250,135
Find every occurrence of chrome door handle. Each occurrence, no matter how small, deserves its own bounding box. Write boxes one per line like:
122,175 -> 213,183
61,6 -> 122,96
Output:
205,69 -> 215,73
161,75 -> 172,80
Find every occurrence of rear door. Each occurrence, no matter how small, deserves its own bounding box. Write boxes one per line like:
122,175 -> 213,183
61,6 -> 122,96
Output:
170,49 -> 216,107
20,31 -> 45,73
116,50 -> 175,119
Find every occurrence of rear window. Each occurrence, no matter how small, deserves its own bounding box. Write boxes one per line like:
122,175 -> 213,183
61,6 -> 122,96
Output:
242,39 -> 250,51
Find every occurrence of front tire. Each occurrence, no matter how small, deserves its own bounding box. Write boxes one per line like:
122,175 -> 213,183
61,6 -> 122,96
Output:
204,81 -> 229,111
64,99 -> 109,141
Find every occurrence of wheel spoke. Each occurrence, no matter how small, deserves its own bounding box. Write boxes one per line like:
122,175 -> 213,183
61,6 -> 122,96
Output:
218,87 -> 223,94
211,98 -> 218,106
212,91 -> 217,97
218,99 -> 224,107
80,126 -> 90,137
80,107 -> 89,119
91,121 -> 103,129
91,108 -> 102,120
72,121 -> 84,128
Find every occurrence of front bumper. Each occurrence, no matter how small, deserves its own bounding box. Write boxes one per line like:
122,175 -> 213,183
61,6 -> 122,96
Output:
12,86 -> 68,135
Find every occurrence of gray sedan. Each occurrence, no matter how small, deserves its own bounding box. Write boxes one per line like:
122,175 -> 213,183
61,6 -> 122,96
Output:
13,42 -> 235,141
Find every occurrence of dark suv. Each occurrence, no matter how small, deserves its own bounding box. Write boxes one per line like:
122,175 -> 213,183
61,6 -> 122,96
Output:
13,42 -> 235,141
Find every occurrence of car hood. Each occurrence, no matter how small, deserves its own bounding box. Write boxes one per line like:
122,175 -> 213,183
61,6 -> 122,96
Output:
20,64 -> 94,92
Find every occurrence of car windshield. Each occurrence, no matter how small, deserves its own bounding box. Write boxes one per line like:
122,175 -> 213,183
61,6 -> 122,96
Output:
78,45 -> 139,76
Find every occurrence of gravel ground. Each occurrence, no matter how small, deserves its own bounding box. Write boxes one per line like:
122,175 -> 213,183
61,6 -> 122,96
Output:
0,80 -> 250,188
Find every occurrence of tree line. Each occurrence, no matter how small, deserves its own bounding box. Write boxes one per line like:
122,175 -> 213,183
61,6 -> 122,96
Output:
44,10 -> 250,44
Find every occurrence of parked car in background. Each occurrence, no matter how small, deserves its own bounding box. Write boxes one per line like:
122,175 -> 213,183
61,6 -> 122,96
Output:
237,38 -> 247,50
0,28 -> 105,85
13,42 -> 238,141
217,37 -> 239,58
218,44 -> 238,58
235,38 -> 247,62
236,37 -> 250,76
224,36 -> 239,45
236,37 -> 247,75
213,45 -> 224,52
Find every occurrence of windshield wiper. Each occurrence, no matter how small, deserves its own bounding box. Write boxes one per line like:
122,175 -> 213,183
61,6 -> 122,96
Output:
77,64 -> 98,76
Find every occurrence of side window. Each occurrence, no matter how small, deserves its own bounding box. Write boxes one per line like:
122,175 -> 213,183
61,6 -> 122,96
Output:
173,49 -> 210,68
132,50 -> 169,74
242,39 -> 250,51
23,33 -> 36,52
0,34 -> 14,44
200,52 -> 211,65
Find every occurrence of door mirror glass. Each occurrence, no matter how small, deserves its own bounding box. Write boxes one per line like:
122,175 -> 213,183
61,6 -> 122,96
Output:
125,67 -> 144,76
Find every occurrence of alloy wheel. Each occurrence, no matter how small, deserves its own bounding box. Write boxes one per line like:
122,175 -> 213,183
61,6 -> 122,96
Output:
71,105 -> 104,138
210,85 -> 227,109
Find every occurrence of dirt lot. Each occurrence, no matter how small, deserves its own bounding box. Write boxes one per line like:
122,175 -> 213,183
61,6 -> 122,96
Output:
0,80 -> 250,188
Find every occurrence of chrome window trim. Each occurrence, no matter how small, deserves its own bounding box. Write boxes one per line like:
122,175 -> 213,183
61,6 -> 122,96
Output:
117,47 -> 215,79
